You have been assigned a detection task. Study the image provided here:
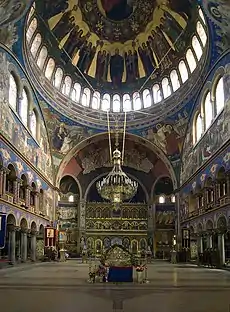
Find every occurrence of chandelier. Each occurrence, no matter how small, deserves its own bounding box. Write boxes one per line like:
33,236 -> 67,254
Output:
96,113 -> 138,205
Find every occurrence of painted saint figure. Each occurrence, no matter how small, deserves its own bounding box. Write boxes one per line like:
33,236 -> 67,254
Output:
110,49 -> 124,86
52,11 -> 75,42
96,50 -> 110,82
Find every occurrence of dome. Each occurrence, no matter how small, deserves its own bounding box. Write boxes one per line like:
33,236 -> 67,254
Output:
24,0 -> 208,122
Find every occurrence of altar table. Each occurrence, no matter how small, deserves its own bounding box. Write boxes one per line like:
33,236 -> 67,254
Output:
108,266 -> 133,282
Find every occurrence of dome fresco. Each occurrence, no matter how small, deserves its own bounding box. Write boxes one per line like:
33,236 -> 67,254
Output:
32,0 -> 203,91
25,1 -> 208,116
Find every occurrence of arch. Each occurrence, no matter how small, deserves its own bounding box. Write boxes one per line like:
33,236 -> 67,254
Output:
81,88 -> 91,107
170,70 -> 180,91
162,78 -> 171,99
7,213 -> 16,225
143,89 -> 152,108
39,224 -> 45,235
133,92 -> 142,110
26,17 -> 37,43
56,133 -> 178,189
20,217 -> 28,230
62,76 -> 72,96
101,93 -> 110,111
31,221 -> 37,231
192,36 -> 203,60
71,82 -> 81,102
152,84 -> 162,104
44,58 -> 55,80
30,33 -> 42,58
214,76 -> 225,114
59,174 -> 82,199
84,171 -> 149,203
217,215 -> 227,230
112,94 -> 121,112
151,175 -> 174,199
123,94 -> 132,111
186,49 -> 197,73
36,46 -> 48,70
206,219 -> 214,230
29,108 -> 38,139
92,91 -> 100,110
216,166 -> 226,180
20,87 -> 29,125
9,72 -> 18,111
54,67 -> 64,89
196,21 -> 207,47
179,61 -> 188,83
197,223 -> 203,233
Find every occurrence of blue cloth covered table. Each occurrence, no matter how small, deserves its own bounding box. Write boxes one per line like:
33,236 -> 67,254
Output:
108,266 -> 133,282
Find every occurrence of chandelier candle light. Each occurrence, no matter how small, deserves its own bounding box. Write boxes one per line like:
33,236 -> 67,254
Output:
96,112 -> 138,207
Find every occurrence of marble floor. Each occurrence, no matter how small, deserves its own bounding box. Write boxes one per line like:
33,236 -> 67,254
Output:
0,261 -> 230,312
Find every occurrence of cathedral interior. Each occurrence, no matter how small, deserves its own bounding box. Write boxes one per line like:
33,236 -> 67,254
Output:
0,0 -> 230,311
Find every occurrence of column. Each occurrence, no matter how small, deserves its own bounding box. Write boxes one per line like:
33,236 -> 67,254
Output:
199,235 -> 203,253
25,186 -> 31,208
13,178 -> 21,204
0,169 -> 3,196
34,192 -> 39,214
8,226 -> 16,264
31,232 -> 37,262
176,193 -> 182,251
226,174 -> 230,198
2,168 -> 8,197
21,231 -> 28,262
208,234 -> 213,248
78,200 -> 86,255
218,233 -> 225,266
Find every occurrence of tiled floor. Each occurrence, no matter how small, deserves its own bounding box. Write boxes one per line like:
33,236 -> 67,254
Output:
0,261 -> 230,312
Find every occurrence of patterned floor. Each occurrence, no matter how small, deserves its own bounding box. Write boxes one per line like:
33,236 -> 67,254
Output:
0,261 -> 230,312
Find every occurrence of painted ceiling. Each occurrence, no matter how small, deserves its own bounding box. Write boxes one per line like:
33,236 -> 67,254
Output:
34,0 -> 198,92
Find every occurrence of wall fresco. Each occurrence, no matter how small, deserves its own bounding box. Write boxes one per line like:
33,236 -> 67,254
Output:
181,56 -> 230,185
0,48 -> 53,183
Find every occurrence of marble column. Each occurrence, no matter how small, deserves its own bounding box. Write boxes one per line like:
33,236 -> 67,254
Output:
21,231 -> 28,262
13,178 -> 21,204
218,233 -> 225,266
31,232 -> 37,262
199,235 -> 203,253
208,234 -> 213,248
34,192 -> 39,214
8,226 -> 16,264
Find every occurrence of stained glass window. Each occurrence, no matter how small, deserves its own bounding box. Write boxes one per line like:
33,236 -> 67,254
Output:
20,88 -> 29,125
186,49 -> 197,73
37,46 -> 48,70
54,68 -> 64,89
71,83 -> 81,102
26,17 -> 37,43
92,91 -> 100,109
170,70 -> 180,91
133,92 -> 142,110
143,89 -> 152,108
215,77 -> 225,114
204,92 -> 212,130
123,94 -> 132,111
9,73 -> 17,111
179,61 -> 188,83
162,78 -> 171,99
44,58 -> 55,80
101,93 -> 110,111
113,94 -> 120,112
30,110 -> 37,138
30,33 -> 42,57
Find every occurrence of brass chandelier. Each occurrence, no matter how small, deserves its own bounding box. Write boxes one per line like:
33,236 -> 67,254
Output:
96,112 -> 138,205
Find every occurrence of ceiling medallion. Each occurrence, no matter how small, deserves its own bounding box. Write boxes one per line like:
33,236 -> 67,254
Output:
79,0 -> 155,43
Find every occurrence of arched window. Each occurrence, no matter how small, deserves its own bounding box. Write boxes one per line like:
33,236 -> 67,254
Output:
20,88 -> 29,125
179,61 -> 188,83
82,88 -> 91,107
186,49 -> 197,73
152,84 -> 162,104
170,70 -> 180,91
196,21 -> 207,47
71,83 -> 81,102
171,195 -> 176,203
159,195 -> 165,204
36,46 -> 48,70
192,36 -> 203,60
195,113 -> 203,142
133,92 -> 142,110
44,58 -> 55,80
162,78 -> 171,99
9,73 -> 18,111
27,4 -> 35,21
113,94 -> 121,112
92,91 -> 100,109
54,68 -> 63,89
123,94 -> 132,111
62,76 -> 72,96
199,8 -> 206,25
215,77 -> 225,114
204,92 -> 213,130
143,89 -> 152,108
30,33 -> 42,58
101,93 -> 110,111
30,109 -> 37,139
26,17 -> 37,43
